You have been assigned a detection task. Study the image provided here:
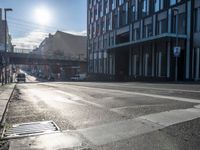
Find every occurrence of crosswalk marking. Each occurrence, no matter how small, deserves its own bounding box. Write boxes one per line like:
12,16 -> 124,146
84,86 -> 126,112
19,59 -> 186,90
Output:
78,106 -> 200,146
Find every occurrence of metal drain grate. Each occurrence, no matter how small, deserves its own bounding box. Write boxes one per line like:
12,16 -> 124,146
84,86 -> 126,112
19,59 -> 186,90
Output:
2,120 -> 60,139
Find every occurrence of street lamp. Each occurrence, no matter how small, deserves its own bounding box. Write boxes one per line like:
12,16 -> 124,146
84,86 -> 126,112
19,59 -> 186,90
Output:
4,8 -> 13,84
172,7 -> 179,81
78,53 -> 84,74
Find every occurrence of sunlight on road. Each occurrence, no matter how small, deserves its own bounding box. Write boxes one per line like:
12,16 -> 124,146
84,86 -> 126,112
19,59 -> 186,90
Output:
27,88 -> 85,107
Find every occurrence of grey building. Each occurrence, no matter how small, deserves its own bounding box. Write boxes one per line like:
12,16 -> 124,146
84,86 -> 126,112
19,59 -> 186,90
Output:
34,31 -> 87,79
0,8 -> 12,52
87,0 -> 200,81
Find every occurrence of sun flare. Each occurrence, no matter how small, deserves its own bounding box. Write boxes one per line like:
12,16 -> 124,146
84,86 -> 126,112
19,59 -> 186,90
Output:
34,6 -> 51,26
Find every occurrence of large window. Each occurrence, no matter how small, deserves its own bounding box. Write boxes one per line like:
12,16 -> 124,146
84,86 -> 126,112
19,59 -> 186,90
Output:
120,3 -> 128,26
172,13 -> 186,34
136,28 -> 140,40
155,0 -> 164,12
170,0 -> 176,6
131,0 -> 137,22
113,9 -> 119,29
178,13 -> 186,34
194,8 -> 200,32
119,0 -> 124,6
157,19 -> 167,35
142,0 -> 149,17
111,0 -> 116,10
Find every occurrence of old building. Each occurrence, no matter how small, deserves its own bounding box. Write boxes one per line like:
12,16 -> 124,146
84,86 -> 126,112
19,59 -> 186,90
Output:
87,0 -> 200,81
35,31 -> 87,79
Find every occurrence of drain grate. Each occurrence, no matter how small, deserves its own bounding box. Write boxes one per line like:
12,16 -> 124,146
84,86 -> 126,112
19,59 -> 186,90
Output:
2,120 -> 60,139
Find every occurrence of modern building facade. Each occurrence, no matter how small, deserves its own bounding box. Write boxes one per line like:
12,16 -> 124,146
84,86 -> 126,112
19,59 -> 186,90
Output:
87,0 -> 200,81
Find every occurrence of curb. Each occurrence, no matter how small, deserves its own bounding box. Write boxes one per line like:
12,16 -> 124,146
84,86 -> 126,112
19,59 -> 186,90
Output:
0,84 -> 16,126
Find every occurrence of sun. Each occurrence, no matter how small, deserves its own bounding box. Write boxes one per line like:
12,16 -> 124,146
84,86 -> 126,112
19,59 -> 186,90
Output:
34,6 -> 51,26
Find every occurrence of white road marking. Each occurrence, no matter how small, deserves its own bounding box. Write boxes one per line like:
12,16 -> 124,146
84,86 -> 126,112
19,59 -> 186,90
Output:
56,90 -> 104,108
110,104 -> 164,112
61,85 -> 200,104
28,89 -> 85,106
62,82 -> 200,93
78,106 -> 200,146
110,84 -> 200,93
139,107 -> 200,126
78,118 -> 163,146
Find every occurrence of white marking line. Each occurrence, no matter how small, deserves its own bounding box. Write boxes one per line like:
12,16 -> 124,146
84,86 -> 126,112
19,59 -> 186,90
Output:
110,104 -> 164,112
78,107 -> 200,146
111,84 -> 200,93
78,118 -> 163,146
67,85 -> 200,104
139,108 -> 200,126
56,90 -> 104,108
62,82 -> 200,93
28,89 -> 85,106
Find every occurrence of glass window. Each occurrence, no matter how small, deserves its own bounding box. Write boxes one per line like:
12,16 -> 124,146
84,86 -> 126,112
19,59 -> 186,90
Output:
161,19 -> 167,34
136,28 -> 140,40
194,8 -> 200,32
147,24 -> 153,37
131,0 -> 138,21
155,0 -> 160,12
170,0 -> 176,6
119,0 -> 124,6
119,3 -> 128,26
142,0 -> 148,17
155,0 -> 164,12
131,5 -> 136,22
178,13 -> 186,34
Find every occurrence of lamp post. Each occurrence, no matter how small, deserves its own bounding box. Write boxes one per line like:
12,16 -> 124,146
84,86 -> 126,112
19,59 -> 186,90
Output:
11,44 -> 16,83
4,8 -> 12,84
78,54 -> 84,74
172,8 -> 179,81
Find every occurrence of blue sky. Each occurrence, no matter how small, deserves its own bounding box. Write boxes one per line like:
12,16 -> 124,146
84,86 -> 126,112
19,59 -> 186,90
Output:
0,0 -> 87,49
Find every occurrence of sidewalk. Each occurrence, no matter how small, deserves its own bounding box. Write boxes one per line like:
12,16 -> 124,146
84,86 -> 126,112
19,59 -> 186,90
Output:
0,84 -> 16,125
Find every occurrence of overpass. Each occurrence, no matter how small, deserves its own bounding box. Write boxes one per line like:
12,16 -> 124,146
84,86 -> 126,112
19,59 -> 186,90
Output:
0,52 -> 86,66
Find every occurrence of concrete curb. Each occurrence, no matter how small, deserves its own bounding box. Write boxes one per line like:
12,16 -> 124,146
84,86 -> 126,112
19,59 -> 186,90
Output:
0,84 -> 16,126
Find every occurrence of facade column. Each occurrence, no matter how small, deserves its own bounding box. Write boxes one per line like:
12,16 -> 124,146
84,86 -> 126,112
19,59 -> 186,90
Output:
144,54 -> 148,77
130,24 -> 133,41
158,52 -> 162,77
195,48 -> 200,81
167,41 -> 171,78
113,53 -> 115,75
168,9 -> 172,33
139,46 -> 142,76
129,48 -> 132,76
152,43 -> 155,77
185,0 -> 191,79
133,55 -> 137,76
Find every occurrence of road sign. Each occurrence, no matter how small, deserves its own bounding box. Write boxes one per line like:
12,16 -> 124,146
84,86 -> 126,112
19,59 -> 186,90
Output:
173,46 -> 181,57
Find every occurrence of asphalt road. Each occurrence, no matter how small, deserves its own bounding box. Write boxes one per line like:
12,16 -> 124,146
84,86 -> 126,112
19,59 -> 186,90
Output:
5,74 -> 200,150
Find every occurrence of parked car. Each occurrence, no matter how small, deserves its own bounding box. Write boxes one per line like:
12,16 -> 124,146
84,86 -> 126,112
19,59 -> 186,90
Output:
70,73 -> 87,81
48,75 -> 55,81
17,73 -> 26,82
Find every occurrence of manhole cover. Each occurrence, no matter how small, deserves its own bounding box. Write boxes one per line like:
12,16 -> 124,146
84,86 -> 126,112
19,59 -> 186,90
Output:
2,120 -> 60,139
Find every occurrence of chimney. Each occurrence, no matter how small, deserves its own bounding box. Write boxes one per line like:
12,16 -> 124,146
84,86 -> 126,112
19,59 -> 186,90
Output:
0,8 -> 2,21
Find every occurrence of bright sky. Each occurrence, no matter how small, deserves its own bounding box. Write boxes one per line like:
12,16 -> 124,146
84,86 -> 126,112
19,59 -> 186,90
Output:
0,0 -> 87,49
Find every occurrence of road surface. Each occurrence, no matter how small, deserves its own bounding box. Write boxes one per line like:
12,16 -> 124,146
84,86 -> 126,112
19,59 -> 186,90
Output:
4,74 -> 200,150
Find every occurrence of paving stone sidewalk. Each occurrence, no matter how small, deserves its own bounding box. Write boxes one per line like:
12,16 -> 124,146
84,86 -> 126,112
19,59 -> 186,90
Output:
0,84 -> 16,125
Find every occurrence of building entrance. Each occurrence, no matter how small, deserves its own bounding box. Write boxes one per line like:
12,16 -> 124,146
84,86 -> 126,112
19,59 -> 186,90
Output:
115,48 -> 129,81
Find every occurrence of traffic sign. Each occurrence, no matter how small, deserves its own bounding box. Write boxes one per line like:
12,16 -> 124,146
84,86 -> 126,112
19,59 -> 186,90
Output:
173,46 -> 181,57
